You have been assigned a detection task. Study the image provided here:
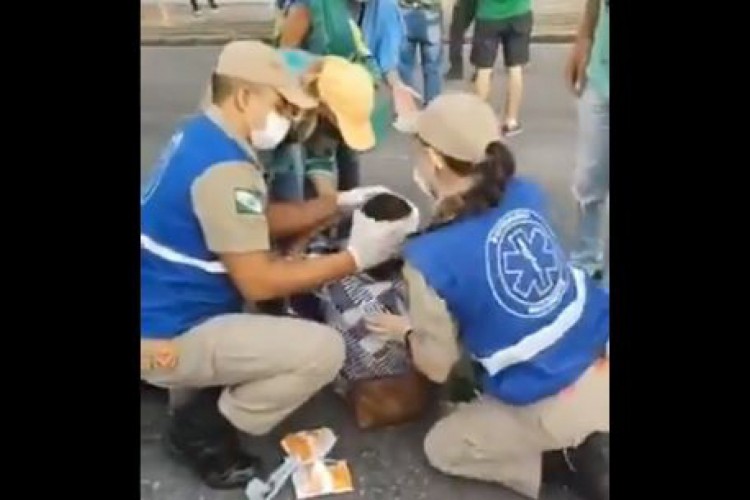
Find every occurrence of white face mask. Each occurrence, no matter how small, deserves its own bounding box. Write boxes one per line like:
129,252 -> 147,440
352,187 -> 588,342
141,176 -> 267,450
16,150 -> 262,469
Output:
250,111 -> 291,150
413,168 -> 436,200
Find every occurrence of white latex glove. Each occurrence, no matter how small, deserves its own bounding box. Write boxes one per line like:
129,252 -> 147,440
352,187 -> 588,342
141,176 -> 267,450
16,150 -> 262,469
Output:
346,208 -> 419,270
337,185 -> 393,213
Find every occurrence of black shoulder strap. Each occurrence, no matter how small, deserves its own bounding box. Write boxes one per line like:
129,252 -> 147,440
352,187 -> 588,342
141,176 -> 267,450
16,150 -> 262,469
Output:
356,3 -> 365,27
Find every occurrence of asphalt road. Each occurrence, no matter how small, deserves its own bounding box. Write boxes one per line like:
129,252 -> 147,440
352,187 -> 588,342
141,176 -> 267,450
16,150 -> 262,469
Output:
140,44 -> 599,500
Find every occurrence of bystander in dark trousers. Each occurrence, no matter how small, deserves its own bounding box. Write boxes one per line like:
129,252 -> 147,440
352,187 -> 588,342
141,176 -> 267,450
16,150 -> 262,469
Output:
446,0 -> 478,80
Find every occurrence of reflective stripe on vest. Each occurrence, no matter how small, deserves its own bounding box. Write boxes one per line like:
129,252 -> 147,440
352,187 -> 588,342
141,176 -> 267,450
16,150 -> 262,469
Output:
476,267 -> 588,376
140,234 -> 227,274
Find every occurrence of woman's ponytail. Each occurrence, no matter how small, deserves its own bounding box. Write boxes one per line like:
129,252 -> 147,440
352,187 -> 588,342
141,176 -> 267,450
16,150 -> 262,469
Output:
433,140 -> 516,223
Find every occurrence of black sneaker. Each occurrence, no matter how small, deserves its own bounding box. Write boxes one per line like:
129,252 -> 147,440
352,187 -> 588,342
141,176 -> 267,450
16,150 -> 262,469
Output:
165,431 -> 262,490
542,433 -> 609,500
501,123 -> 523,137
165,389 -> 263,490
542,449 -> 575,487
445,65 -> 463,81
568,433 -> 609,500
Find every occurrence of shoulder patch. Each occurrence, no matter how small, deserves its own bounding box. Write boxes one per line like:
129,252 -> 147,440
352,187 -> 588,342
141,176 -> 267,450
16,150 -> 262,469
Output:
234,188 -> 266,215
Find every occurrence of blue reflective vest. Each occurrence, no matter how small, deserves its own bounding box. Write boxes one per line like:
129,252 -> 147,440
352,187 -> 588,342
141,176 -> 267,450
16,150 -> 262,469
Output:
404,178 -> 609,405
140,113 -> 255,339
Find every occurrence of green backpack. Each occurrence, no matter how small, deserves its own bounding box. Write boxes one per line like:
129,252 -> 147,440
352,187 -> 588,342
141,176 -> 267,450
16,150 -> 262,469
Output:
304,0 -> 358,57
275,0 -> 379,80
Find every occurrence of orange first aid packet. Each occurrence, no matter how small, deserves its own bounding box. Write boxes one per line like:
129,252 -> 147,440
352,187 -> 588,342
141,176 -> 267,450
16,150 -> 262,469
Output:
280,428 -> 337,465
291,460 -> 354,499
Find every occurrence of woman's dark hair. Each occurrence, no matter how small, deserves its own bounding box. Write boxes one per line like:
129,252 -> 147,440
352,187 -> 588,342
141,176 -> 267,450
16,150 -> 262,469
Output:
429,140 -> 516,224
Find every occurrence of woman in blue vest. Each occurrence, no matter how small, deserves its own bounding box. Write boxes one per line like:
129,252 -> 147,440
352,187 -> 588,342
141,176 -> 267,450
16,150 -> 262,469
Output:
367,93 -> 609,500
141,41 -> 417,490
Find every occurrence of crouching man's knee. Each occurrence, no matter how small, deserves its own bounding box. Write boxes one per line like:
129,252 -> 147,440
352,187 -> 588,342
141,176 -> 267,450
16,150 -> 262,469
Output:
298,322 -> 346,385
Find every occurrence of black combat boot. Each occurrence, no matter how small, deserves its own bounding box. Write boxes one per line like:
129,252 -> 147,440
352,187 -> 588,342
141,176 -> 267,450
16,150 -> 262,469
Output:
542,449 -> 575,487
568,433 -> 609,500
542,432 -> 609,500
164,388 -> 262,490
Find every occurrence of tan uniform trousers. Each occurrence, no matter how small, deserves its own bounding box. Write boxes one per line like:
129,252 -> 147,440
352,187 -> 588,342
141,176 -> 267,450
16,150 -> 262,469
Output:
141,313 -> 345,436
424,361 -> 609,499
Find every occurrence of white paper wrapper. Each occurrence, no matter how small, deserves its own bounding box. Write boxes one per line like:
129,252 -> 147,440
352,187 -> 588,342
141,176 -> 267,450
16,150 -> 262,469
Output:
291,460 -> 354,499
280,428 -> 337,465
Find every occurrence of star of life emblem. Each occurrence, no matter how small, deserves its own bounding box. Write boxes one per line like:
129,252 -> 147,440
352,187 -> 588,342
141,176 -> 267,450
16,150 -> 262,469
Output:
485,209 -> 571,318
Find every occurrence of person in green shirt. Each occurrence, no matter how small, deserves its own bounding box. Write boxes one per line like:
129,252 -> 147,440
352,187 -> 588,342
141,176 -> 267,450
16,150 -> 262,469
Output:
565,0 -> 609,284
470,0 -> 532,136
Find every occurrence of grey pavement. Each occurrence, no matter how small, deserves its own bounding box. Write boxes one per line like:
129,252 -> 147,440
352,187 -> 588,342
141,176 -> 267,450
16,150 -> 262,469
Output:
140,44 -> 595,500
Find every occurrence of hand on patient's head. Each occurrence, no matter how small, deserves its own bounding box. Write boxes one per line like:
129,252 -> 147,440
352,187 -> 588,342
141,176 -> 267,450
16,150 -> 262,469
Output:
361,193 -> 419,280
346,192 -> 420,271
362,193 -> 414,223
337,186 -> 394,213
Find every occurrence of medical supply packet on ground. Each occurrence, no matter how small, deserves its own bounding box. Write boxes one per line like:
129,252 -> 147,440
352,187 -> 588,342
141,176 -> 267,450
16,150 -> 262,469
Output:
280,428 -> 337,465
291,459 -> 354,499
280,428 -> 353,499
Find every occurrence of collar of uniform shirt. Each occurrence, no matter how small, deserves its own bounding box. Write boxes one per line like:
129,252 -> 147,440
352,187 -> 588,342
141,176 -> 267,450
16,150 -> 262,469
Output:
205,105 -> 264,171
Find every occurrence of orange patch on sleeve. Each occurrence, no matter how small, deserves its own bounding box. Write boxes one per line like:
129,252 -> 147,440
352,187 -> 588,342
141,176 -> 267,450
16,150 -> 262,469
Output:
140,340 -> 179,371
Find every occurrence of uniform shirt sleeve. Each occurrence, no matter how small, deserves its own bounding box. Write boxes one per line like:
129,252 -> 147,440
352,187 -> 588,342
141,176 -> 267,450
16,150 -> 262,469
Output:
190,161 -> 271,253
402,263 -> 461,377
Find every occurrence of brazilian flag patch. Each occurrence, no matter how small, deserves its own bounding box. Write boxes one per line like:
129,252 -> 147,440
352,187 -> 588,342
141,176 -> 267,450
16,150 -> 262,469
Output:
234,188 -> 265,215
